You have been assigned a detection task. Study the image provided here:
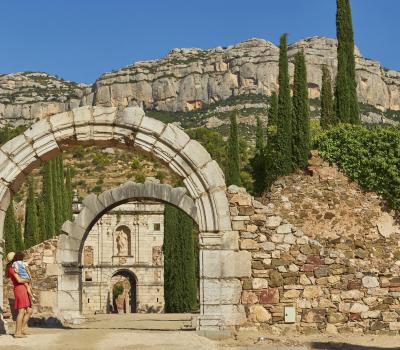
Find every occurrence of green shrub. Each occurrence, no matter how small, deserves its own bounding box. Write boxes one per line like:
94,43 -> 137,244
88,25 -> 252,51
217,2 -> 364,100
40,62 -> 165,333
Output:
315,124 -> 400,209
113,283 -> 124,298
72,146 -> 85,159
130,158 -> 141,169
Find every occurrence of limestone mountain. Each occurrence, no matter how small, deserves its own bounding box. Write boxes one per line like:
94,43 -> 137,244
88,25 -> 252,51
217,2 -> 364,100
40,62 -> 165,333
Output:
0,37 -> 399,129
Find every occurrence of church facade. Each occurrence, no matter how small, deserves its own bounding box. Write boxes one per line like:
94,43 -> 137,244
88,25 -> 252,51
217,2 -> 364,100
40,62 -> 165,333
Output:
80,201 -> 165,315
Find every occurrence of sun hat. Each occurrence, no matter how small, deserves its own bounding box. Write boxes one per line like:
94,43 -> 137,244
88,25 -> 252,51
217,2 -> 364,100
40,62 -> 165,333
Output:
5,252 -> 15,264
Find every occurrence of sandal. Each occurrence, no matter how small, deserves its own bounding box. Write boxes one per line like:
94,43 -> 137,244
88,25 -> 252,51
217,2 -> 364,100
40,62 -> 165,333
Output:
13,334 -> 27,338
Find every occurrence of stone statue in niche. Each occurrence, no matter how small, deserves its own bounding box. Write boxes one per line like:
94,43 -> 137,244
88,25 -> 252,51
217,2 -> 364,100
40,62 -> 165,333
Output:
152,246 -> 162,266
116,229 -> 128,256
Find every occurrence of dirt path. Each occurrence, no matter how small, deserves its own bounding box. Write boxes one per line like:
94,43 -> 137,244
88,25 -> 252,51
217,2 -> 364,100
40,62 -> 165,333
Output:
0,328 -> 221,350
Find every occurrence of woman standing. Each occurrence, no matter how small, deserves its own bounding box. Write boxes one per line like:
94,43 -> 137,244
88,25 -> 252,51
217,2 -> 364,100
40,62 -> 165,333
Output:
5,251 -> 33,338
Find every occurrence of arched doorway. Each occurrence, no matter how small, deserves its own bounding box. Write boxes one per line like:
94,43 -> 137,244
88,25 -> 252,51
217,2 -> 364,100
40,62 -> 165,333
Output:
109,270 -> 137,314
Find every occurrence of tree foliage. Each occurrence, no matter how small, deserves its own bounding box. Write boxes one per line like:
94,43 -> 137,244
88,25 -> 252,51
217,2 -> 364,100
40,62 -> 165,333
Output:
42,160 -> 55,240
320,65 -> 335,129
315,125 -> 400,209
292,51 -> 310,169
250,116 -> 267,195
24,179 -> 38,248
335,0 -> 359,124
4,200 -> 23,253
226,114 -> 241,186
163,204 -> 197,312
276,33 -> 293,175
268,91 -> 278,126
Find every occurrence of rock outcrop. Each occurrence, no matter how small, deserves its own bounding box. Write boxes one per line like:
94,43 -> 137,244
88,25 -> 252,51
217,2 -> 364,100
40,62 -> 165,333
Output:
0,37 -> 399,126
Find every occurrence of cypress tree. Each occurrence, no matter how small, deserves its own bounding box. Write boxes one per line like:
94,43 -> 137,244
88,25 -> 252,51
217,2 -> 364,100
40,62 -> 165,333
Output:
65,167 -> 73,220
24,179 -> 38,248
52,158 -> 62,232
179,209 -> 197,311
59,156 -> 67,222
250,116 -> 267,195
42,160 -> 55,239
268,91 -> 278,127
321,65 -> 335,129
226,113 -> 241,186
276,33 -> 293,175
37,196 -> 46,243
4,201 -> 17,253
292,51 -> 310,169
15,220 -> 24,251
163,204 -> 197,312
335,0 -> 359,124
163,204 -> 180,312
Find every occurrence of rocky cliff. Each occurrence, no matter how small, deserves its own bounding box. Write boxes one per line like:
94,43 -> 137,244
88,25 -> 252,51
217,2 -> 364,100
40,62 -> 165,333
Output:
0,37 -> 399,127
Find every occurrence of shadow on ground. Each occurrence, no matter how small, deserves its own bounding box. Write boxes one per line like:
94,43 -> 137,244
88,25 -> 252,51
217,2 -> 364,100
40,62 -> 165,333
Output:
311,342 -> 400,350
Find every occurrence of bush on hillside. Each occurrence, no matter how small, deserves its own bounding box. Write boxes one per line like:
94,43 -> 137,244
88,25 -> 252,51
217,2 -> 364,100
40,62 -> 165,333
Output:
315,124 -> 400,209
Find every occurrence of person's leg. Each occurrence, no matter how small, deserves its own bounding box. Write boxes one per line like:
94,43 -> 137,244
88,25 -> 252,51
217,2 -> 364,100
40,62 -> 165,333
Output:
14,308 -> 26,337
22,307 -> 33,333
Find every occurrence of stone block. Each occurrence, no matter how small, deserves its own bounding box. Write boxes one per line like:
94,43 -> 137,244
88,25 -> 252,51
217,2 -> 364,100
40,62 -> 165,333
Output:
74,206 -> 98,232
198,160 -> 226,190
0,151 -> 22,184
159,123 -> 190,151
39,291 -> 57,308
195,195 -> 216,232
240,239 -> 258,250
269,270 -> 284,287
252,278 -> 268,290
152,140 -> 177,163
265,216 -> 282,228
248,305 -> 271,323
181,140 -> 212,169
169,153 -> 194,178
139,115 -> 165,136
58,249 -> 79,264
211,190 -> 233,231
59,274 -> 80,291
48,111 -> 74,132
46,263 -> 60,276
203,279 -> 242,304
72,106 -> 93,126
184,172 -> 206,199
82,193 -> 106,216
201,250 -> 251,278
362,276 -> 380,288
277,224 -> 292,234
29,132 -> 60,161
349,303 -> 369,313
115,106 -> 144,129
241,291 -> 258,304
92,106 -> 117,124
134,132 -> 157,153
221,231 -> 239,250
0,186 -> 11,211
303,286 -> 323,299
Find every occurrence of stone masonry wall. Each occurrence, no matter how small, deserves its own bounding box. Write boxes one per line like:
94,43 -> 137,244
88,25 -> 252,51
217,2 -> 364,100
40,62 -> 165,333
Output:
229,177 -> 400,334
3,238 -> 59,321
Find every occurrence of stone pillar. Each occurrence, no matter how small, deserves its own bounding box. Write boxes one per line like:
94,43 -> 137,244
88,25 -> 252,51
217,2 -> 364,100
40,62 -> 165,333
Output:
57,264 -> 84,324
198,231 -> 248,330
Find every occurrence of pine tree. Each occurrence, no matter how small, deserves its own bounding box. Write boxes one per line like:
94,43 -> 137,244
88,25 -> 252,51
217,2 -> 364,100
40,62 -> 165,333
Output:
4,201 -> 17,253
163,204 -> 197,312
37,196 -> 46,243
335,0 -> 359,124
226,113 -> 241,186
292,51 -> 310,169
251,116 -> 267,195
276,33 -> 293,175
42,160 -> 55,239
268,91 -> 278,127
24,179 -> 38,248
65,167 -> 73,220
321,65 -> 335,129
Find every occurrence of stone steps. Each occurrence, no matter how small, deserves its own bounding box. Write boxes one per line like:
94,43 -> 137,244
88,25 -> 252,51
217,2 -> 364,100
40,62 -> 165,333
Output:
72,313 -> 198,331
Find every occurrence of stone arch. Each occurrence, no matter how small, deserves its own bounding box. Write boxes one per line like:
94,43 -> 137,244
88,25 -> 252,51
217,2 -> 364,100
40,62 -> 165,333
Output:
0,106 -> 231,234
0,106 -> 249,331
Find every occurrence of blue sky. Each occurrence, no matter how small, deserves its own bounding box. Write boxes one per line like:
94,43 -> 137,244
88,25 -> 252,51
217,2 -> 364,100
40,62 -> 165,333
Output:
1,0 -> 398,84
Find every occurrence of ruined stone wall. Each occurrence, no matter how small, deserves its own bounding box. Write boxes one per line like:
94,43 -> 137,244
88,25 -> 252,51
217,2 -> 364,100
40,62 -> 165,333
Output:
229,178 -> 400,334
3,238 -> 59,321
